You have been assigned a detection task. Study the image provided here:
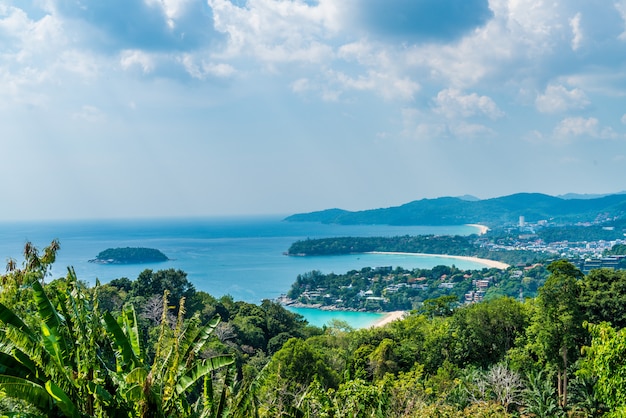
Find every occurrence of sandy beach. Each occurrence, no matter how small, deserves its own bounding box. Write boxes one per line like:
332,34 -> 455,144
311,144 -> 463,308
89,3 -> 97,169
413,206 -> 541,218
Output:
467,223 -> 489,235
371,311 -> 406,328
368,251 -> 510,270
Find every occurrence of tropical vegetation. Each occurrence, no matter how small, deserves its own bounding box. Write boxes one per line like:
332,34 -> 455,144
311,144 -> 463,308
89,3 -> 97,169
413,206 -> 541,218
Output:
3,241 -> 626,416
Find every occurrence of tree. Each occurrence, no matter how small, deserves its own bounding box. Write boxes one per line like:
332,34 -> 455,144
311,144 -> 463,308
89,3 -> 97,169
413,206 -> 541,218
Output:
419,295 -> 458,319
1,240 -> 60,313
578,322 -> 626,414
526,260 -> 585,408
259,338 -> 338,415
449,297 -> 528,369
368,338 -> 398,380
131,269 -> 197,313
579,268 -> 626,329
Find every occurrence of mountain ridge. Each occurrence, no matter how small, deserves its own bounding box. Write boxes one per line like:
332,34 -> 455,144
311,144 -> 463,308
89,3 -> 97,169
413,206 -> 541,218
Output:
285,192 -> 626,227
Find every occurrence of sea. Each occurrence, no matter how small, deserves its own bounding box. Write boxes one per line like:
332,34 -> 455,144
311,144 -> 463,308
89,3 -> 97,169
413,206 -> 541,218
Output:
0,216 -> 484,328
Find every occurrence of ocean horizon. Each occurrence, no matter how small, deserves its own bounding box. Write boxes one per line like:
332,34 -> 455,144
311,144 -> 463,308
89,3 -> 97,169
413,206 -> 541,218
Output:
0,216 -> 485,327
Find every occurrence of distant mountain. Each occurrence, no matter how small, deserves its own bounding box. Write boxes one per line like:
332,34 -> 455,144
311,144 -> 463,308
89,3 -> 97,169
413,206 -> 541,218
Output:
285,193 -> 626,227
558,191 -> 626,200
456,194 -> 481,201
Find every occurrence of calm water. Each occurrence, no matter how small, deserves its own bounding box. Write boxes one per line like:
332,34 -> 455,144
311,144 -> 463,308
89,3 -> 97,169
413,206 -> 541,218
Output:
0,216 -> 483,327
287,307 -> 386,328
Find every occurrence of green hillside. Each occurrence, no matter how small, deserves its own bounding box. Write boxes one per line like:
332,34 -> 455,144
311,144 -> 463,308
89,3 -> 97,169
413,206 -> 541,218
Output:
285,192 -> 626,226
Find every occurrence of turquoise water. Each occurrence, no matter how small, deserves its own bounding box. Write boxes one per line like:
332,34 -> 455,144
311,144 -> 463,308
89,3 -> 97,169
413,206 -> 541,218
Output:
0,216 -> 482,327
287,307 -> 385,328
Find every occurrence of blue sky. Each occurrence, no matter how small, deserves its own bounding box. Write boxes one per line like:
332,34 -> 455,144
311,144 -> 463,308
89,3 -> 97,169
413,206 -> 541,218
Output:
2,0 -> 626,220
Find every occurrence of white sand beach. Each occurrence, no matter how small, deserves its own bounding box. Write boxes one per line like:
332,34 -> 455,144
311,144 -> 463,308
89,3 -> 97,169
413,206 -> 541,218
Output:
371,311 -> 406,328
467,224 -> 489,235
368,251 -> 510,270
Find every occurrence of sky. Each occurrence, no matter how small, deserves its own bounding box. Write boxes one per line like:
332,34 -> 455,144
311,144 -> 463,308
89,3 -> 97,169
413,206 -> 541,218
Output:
2,0 -> 626,220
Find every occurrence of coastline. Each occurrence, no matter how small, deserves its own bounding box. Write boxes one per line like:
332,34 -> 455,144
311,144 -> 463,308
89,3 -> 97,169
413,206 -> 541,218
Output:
466,223 -> 489,235
367,251 -> 510,270
370,311 -> 406,328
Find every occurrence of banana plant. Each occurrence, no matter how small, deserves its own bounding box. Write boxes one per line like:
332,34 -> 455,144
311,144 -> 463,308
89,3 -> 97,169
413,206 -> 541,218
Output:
0,268 -> 120,417
102,291 -> 235,417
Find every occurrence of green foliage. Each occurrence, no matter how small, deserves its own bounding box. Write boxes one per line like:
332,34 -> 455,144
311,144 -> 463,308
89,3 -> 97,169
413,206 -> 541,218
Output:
131,268 -> 196,308
1,240 -> 60,315
578,322 -> 626,412
269,338 -> 338,390
0,268 -> 118,417
103,293 -> 236,417
524,260 -> 586,408
0,243 -> 236,417
579,268 -> 626,329
522,370 -> 564,418
288,235 -> 544,266
287,235 -> 477,256
332,378 -> 389,417
449,297 -> 528,369
286,264 -> 530,311
7,238 -> 622,417
604,243 -> 626,256
420,295 -> 458,319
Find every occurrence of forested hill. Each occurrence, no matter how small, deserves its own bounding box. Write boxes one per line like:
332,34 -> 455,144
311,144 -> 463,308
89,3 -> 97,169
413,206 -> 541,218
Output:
89,247 -> 169,264
285,192 -> 626,226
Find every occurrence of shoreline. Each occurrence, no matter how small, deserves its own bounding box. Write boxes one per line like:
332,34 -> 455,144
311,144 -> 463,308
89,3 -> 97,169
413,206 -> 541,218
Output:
370,310 -> 406,328
367,251 -> 510,270
466,223 -> 489,235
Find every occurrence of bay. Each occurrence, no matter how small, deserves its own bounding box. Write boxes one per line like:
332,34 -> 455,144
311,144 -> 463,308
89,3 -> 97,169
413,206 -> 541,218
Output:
287,307 -> 385,329
0,216 -> 483,327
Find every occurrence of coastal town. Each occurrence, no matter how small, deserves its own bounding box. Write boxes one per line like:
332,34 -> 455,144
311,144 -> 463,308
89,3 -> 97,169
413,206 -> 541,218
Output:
476,216 -> 626,273
280,216 -> 626,313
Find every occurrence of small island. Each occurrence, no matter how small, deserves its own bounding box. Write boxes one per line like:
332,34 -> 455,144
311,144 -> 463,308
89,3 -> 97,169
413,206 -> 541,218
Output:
89,247 -> 169,264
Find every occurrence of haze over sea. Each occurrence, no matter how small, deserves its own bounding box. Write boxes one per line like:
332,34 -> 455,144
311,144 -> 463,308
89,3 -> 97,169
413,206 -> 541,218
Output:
0,217 -> 484,327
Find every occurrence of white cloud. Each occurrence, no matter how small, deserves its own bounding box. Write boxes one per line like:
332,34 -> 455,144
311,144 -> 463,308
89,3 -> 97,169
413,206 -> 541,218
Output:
411,123 -> 448,140
434,89 -> 504,119
208,0 -> 338,64
120,50 -> 155,73
451,121 -> 495,138
335,70 -> 420,101
570,12 -> 583,50
405,0 -> 571,88
555,117 -> 598,137
553,116 -> 619,139
535,84 -> 590,113
616,0 -> 626,40
563,71 -> 626,97
401,101 -> 496,141
72,105 -> 106,123
621,113 -> 626,124
144,0 -> 192,28
0,5 -> 104,108
179,54 -> 235,79
290,76 -> 342,101
291,77 -> 311,94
